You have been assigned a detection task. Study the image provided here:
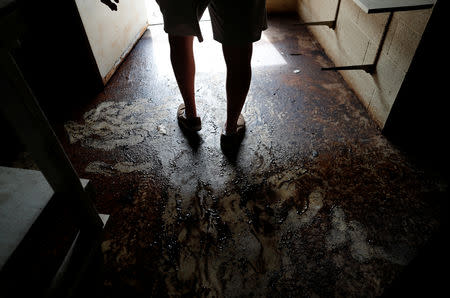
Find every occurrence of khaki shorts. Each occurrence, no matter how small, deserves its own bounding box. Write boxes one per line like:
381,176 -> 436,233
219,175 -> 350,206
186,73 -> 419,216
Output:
155,0 -> 267,44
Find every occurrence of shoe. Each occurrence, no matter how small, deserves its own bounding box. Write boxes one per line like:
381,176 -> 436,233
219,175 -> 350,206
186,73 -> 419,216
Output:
220,114 -> 245,153
177,104 -> 201,132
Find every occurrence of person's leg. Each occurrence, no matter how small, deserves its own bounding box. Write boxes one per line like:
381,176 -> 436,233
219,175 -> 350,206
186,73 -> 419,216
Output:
168,34 -> 197,119
222,43 -> 253,135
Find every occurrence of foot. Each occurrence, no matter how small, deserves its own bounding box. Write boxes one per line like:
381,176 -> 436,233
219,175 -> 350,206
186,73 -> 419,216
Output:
177,104 -> 201,132
220,114 -> 245,153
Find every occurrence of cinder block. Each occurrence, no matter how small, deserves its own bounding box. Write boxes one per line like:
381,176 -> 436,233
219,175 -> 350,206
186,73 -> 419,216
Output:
310,25 -> 348,67
309,0 -> 337,20
356,10 -> 388,43
375,14 -> 398,61
339,0 -> 361,22
386,18 -> 421,73
374,53 -> 406,91
297,0 -> 314,22
341,70 -> 375,109
336,17 -> 370,65
368,86 -> 398,128
362,38 -> 378,65
397,9 -> 431,35
368,54 -> 405,127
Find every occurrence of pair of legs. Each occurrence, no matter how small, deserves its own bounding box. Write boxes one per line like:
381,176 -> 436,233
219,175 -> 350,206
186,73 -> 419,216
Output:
169,34 -> 252,135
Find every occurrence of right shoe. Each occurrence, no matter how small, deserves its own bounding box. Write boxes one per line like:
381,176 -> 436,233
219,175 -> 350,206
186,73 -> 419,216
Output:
220,114 -> 246,153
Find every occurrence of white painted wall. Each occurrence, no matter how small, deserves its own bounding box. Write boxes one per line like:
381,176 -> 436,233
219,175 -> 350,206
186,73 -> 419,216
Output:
75,0 -> 148,83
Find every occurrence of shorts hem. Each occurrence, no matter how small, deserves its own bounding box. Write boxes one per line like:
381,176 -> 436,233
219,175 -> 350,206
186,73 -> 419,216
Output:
212,27 -> 267,45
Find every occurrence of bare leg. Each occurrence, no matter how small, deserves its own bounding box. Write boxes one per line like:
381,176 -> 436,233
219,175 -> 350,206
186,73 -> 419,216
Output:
168,35 -> 197,119
222,43 -> 253,135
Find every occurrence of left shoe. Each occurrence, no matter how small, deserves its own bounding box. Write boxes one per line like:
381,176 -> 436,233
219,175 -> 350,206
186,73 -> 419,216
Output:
177,103 -> 201,132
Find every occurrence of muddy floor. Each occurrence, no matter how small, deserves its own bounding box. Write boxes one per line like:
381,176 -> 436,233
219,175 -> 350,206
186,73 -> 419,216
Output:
53,15 -> 447,297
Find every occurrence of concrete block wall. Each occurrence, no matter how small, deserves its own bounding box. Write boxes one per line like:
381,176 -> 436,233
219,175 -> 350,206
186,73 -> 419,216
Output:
296,0 -> 432,128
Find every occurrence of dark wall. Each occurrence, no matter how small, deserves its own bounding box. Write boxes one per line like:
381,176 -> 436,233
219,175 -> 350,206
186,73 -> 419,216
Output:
13,0 -> 104,121
383,0 -> 449,174
382,1 -> 449,295
1,0 -> 103,164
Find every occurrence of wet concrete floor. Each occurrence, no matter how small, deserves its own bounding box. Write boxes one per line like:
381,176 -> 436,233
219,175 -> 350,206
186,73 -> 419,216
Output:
57,15 -> 446,297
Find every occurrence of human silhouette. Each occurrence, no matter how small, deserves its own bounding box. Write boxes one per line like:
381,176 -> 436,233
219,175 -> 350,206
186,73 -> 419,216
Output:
156,0 -> 267,153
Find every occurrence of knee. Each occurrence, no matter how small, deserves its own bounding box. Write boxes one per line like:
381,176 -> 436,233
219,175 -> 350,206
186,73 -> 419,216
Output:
168,35 -> 194,52
222,43 -> 253,69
